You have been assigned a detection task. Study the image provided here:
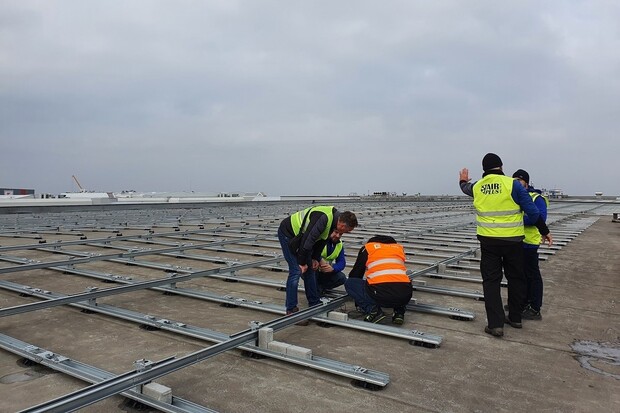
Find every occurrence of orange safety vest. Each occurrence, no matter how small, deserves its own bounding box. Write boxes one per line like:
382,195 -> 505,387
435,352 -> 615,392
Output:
365,242 -> 409,285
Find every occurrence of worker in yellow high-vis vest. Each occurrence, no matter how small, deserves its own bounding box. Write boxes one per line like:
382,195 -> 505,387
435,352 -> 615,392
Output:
512,169 -> 553,321
277,206 -> 358,324
459,153 -> 551,338
316,237 -> 347,295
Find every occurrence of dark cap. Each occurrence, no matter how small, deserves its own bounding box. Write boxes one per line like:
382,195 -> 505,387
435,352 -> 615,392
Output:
482,153 -> 502,171
512,169 -> 530,185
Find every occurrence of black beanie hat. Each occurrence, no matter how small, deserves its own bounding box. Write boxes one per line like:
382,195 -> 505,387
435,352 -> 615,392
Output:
482,153 -> 502,171
512,169 -> 530,184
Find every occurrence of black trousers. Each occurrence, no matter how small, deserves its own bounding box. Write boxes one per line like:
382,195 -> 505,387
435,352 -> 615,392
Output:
480,242 -> 526,328
523,248 -> 543,311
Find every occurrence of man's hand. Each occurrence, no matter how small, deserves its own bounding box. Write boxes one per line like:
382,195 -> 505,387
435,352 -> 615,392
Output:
459,168 -> 471,182
319,260 -> 333,273
541,233 -> 553,246
311,259 -> 320,270
299,264 -> 308,274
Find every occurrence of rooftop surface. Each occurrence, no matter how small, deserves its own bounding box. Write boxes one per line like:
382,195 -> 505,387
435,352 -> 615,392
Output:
0,199 -> 618,412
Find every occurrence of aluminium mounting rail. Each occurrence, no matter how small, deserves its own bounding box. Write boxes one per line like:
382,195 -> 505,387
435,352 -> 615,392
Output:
0,262 -> 444,347
0,281 -> 392,387
157,235 -> 479,268
0,255 -> 282,317
23,245 -> 474,322
0,226 -> 249,252
8,222 -> 267,255
0,234 -> 274,275
405,250 -> 485,301
0,333 -> 219,413
17,300 -> 385,413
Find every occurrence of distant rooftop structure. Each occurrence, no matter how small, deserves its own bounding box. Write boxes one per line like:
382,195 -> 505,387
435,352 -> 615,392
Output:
58,191 -> 114,199
1,187 -> 35,197
543,188 -> 565,199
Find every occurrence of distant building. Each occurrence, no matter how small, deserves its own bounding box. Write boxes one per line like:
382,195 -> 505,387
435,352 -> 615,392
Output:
1,187 -> 35,197
542,188 -> 564,199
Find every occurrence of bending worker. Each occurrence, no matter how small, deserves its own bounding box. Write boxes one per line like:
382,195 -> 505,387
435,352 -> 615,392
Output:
277,206 -> 358,322
345,235 -> 413,325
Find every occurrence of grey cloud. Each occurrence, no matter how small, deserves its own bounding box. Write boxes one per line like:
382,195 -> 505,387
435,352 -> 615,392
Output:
1,1 -> 619,196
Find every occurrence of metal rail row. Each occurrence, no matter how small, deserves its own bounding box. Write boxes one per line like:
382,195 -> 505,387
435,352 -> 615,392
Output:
0,200 -> 603,411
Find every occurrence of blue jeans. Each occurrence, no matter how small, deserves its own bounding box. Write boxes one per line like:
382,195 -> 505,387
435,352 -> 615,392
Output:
344,277 -> 376,313
278,228 -> 320,312
317,271 -> 346,292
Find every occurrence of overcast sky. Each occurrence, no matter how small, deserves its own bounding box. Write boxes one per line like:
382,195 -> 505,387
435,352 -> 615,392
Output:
1,1 -> 619,197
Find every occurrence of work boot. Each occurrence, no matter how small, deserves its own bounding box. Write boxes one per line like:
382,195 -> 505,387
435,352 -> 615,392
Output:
363,308 -> 386,324
484,326 -> 504,337
285,306 -> 299,315
286,306 -> 309,326
504,316 -> 523,329
392,312 -> 405,325
522,304 -> 542,320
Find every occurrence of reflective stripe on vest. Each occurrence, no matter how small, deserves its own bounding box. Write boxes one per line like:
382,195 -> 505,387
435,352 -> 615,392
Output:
367,258 -> 405,269
290,205 -> 334,240
476,209 -> 521,217
322,241 -> 343,262
367,269 -> 408,278
365,242 -> 410,285
473,175 -> 524,238
524,193 -> 549,245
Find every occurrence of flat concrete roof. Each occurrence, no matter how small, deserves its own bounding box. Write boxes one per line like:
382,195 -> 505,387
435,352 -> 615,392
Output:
0,200 -> 618,412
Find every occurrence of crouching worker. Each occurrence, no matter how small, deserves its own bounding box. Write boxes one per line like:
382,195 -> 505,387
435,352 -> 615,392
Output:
344,235 -> 413,324
317,236 -> 347,296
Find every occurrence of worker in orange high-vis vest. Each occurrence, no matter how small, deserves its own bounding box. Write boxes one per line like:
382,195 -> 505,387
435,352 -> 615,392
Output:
344,235 -> 413,324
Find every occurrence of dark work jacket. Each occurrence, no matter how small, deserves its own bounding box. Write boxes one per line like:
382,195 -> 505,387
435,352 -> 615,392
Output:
279,207 -> 341,266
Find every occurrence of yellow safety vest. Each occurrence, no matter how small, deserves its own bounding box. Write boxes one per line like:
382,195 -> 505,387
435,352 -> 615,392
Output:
524,193 -> 549,245
290,206 -> 334,240
322,241 -> 343,263
473,174 -> 524,238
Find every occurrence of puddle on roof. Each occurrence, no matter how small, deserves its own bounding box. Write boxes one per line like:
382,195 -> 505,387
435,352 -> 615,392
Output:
571,340 -> 620,380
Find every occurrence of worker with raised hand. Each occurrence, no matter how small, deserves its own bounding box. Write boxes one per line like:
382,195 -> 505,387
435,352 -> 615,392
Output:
459,153 -> 550,338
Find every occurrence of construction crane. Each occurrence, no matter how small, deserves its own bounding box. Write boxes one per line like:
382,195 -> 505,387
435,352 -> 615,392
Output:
72,175 -> 86,193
